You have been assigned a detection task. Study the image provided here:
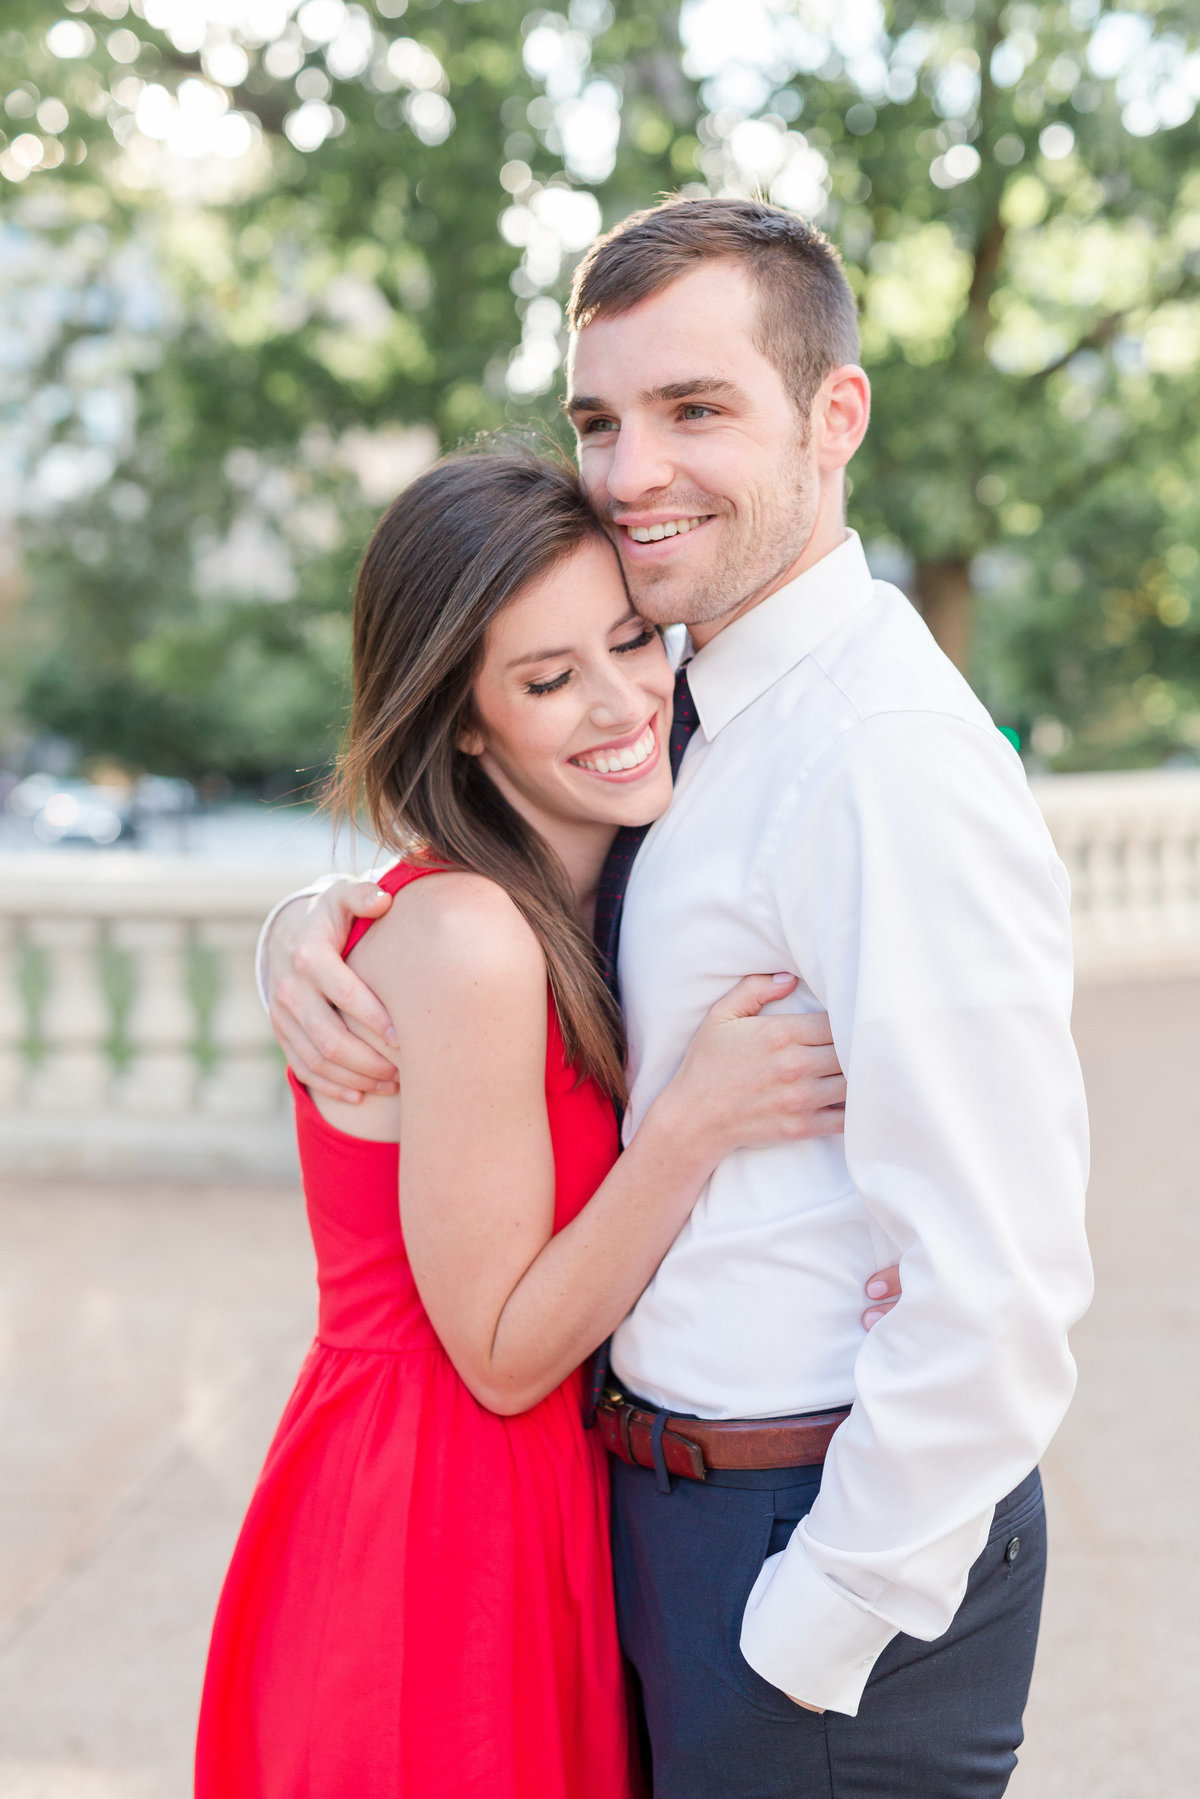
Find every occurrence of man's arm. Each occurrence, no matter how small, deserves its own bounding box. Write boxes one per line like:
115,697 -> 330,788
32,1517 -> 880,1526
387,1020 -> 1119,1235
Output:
739,710 -> 1092,1716
258,876 -> 402,1102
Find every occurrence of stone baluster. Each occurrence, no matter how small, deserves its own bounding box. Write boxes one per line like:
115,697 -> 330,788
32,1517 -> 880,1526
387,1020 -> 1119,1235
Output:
0,916 -> 26,1111
25,917 -> 112,1113
1118,821 -> 1148,952
1159,809 -> 1198,945
197,919 -> 284,1117
111,918 -> 196,1115
1089,825 -> 1126,953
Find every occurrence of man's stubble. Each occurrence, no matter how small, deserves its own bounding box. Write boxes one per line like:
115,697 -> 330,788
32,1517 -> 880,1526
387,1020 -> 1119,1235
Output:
609,431 -> 820,635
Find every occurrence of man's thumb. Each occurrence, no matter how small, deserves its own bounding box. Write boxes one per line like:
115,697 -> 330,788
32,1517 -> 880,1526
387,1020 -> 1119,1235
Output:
345,879 -> 393,918
710,972 -> 797,1020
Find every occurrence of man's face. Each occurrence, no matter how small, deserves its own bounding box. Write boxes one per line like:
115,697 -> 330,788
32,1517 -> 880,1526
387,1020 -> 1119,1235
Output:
567,261 -> 819,635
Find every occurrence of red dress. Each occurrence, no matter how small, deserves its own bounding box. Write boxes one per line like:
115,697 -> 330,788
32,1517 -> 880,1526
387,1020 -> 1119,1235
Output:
195,862 -> 633,1799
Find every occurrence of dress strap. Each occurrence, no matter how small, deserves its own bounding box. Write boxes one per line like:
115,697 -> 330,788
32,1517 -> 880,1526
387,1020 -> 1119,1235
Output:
342,859 -> 450,961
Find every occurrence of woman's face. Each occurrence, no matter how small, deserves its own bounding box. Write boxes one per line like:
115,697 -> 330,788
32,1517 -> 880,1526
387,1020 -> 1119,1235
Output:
464,534 -> 676,847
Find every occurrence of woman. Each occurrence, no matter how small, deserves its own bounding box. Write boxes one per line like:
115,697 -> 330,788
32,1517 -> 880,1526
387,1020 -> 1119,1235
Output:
195,450 -> 847,1799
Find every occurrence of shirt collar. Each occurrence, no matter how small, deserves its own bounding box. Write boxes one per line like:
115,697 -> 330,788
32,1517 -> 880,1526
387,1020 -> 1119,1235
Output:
686,529 -> 874,739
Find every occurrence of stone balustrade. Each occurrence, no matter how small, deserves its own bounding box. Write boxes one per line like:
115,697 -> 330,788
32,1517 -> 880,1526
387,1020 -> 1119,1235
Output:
1029,770 -> 1200,978
0,858 -> 316,1178
1,770 -> 1198,1176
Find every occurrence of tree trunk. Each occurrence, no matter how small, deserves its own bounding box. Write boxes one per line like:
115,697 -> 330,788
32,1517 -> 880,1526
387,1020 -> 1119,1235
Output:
914,557 -> 973,673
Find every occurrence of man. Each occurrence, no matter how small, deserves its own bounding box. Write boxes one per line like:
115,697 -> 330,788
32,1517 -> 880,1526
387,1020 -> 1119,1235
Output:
260,199 -> 1091,1796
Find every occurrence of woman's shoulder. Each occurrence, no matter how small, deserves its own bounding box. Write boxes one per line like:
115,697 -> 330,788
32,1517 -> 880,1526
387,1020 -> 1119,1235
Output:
352,868 -> 546,1000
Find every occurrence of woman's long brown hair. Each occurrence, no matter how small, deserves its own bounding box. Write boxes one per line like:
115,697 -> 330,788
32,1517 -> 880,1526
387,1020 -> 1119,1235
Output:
330,447 -> 627,1100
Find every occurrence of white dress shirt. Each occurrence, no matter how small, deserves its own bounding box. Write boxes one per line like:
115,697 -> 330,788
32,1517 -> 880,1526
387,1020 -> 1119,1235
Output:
610,530 -> 1092,1716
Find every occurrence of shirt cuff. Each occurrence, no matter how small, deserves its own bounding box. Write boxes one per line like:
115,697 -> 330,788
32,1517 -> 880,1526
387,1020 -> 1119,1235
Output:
254,876 -> 343,1012
739,1542 -> 899,1717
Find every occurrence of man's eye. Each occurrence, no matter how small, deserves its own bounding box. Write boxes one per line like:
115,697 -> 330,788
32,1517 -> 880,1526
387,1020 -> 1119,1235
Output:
580,417 -> 617,435
614,629 -> 658,655
526,670 -> 571,696
681,404 -> 714,421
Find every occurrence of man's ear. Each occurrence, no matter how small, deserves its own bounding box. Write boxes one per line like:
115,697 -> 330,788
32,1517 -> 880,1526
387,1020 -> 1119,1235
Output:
815,365 -> 871,474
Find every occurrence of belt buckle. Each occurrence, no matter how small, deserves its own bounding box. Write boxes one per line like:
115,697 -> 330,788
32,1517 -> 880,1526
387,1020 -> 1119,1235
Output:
601,1388 -> 636,1466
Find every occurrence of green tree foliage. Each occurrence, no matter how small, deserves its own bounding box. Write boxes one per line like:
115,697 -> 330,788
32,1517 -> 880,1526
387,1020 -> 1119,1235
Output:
1,0 -> 1198,779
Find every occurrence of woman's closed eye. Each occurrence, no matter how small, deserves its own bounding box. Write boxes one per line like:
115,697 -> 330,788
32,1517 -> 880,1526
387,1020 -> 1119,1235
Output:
525,669 -> 571,697
613,628 -> 658,656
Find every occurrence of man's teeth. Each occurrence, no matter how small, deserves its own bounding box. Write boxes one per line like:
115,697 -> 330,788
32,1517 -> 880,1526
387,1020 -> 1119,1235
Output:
572,724 -> 656,776
627,517 -> 703,544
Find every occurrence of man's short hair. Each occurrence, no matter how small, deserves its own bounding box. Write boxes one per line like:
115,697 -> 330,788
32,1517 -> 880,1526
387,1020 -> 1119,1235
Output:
567,196 -> 860,416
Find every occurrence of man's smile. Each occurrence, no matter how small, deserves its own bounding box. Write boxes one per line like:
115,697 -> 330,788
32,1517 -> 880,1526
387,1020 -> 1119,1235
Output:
614,514 -> 719,560
623,516 -> 706,543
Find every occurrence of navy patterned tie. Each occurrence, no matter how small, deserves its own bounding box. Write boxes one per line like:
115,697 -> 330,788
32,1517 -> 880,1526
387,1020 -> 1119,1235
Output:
593,662 -> 700,999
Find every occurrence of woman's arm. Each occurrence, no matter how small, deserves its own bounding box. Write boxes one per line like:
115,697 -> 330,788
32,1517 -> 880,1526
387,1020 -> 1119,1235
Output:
323,872 -> 844,1415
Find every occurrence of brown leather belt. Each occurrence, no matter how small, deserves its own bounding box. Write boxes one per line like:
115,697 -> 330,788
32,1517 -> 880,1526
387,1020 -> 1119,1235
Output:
594,1388 -> 851,1482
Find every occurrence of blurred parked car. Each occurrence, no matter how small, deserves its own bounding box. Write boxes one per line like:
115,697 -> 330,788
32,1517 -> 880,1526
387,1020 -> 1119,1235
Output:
132,775 -> 198,818
4,771 -> 200,848
15,778 -> 135,846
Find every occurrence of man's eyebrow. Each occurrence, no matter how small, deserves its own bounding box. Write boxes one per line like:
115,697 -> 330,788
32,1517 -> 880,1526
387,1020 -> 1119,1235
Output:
565,377 -> 740,416
644,378 -> 740,404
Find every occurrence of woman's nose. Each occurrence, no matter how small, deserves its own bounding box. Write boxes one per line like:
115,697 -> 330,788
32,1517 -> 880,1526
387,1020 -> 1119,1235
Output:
588,667 -> 645,732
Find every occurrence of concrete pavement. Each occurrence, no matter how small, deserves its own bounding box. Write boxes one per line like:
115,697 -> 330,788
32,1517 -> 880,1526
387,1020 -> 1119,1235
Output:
1,977 -> 1196,1797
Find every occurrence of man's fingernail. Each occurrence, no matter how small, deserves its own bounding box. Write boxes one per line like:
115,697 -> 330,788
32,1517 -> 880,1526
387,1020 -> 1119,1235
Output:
863,1308 -> 885,1328
866,1279 -> 889,1299
771,972 -> 794,984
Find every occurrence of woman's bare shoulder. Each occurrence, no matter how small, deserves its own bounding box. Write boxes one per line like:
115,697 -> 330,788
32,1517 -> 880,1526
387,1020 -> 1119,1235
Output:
348,870 -> 546,1004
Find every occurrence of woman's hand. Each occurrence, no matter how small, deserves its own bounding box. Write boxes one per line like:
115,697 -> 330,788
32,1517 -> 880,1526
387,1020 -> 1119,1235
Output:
863,1265 -> 901,1329
658,974 -> 846,1167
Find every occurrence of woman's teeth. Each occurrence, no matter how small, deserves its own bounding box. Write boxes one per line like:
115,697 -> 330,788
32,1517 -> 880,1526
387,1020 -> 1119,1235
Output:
627,517 -> 703,544
572,724 -> 656,776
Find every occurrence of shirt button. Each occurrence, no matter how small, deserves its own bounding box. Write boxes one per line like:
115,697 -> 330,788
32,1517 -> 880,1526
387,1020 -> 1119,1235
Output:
1005,1535 -> 1021,1564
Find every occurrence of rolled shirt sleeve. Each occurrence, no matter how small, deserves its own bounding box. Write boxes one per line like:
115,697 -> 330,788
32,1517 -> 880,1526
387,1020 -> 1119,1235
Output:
254,877 -> 343,1012
738,710 -> 1093,1715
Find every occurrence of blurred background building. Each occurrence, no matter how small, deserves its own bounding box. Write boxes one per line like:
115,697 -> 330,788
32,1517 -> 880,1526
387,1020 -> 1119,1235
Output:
1,2 -> 1198,1796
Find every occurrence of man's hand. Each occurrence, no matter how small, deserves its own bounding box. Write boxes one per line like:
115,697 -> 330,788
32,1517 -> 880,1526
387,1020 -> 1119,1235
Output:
267,879 -> 401,1103
773,1264 -> 898,1720
862,1264 -> 900,1330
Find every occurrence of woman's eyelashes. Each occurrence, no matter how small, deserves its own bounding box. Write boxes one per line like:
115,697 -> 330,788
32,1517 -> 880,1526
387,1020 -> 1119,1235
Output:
525,669 -> 571,697
613,628 -> 657,655
523,629 -> 657,696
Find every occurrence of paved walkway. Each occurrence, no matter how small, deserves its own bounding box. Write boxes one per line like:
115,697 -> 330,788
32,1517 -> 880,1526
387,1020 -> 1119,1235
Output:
0,978 -> 1196,1797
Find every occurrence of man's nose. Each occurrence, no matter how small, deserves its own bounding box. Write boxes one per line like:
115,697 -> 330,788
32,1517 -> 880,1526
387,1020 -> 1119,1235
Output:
605,419 -> 674,506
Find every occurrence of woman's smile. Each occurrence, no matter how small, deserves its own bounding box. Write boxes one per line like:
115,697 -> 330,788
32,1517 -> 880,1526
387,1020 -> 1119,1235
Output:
568,717 -> 661,780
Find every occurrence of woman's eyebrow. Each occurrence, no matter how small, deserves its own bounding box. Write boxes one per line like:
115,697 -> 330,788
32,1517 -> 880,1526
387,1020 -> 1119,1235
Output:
505,613 -> 640,669
504,645 -> 575,671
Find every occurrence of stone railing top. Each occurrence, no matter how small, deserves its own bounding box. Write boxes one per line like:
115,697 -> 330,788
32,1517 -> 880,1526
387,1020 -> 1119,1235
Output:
0,853 -> 325,918
1028,768 -> 1200,820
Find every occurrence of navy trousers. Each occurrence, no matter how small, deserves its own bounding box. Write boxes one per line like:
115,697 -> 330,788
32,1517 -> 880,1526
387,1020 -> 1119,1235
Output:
610,1456 -> 1046,1799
